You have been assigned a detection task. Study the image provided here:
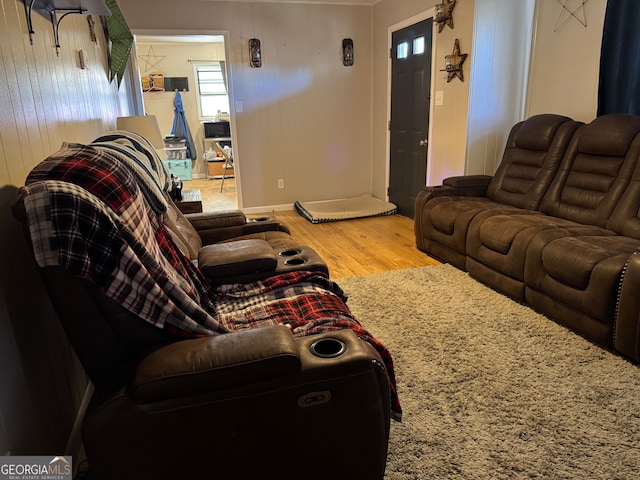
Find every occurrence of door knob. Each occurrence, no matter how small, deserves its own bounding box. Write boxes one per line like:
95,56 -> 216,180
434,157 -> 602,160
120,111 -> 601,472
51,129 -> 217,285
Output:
419,139 -> 428,147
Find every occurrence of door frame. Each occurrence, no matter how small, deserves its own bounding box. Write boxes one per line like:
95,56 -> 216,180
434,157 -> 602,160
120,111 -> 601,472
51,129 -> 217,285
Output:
386,8 -> 437,198
128,29 -> 243,210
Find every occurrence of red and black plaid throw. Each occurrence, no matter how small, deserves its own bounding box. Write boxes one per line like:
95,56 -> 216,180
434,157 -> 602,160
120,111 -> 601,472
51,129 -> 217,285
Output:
22,141 -> 402,420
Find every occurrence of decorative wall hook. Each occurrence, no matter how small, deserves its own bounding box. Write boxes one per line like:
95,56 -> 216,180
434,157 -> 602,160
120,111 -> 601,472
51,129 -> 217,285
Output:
434,0 -> 456,33
342,38 -> 354,66
249,38 -> 262,68
441,38 -> 468,82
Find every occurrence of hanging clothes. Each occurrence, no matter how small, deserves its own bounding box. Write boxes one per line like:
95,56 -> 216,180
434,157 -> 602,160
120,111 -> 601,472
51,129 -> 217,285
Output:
171,91 -> 197,160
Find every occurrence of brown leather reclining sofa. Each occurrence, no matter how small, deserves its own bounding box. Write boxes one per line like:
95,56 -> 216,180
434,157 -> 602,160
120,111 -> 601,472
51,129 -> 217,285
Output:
415,113 -> 640,363
0,133 -> 394,480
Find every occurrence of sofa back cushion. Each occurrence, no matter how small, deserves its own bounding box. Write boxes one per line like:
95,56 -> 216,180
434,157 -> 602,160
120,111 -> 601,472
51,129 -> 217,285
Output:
487,114 -> 582,210
539,114 -> 640,227
607,148 -> 640,238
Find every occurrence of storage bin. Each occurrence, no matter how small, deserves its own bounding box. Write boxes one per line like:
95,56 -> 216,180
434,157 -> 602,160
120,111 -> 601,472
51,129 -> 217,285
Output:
164,160 -> 193,180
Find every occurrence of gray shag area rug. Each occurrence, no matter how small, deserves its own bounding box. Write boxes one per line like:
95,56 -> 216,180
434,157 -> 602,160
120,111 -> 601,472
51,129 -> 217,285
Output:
337,265 -> 640,480
294,194 -> 397,223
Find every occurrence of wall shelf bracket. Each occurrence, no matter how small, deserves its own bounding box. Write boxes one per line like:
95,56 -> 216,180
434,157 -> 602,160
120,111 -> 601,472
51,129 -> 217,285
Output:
22,0 -> 110,54
51,8 -> 87,55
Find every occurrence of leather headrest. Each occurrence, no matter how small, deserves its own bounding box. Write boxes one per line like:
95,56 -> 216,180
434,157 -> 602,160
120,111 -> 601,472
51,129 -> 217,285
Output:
578,114 -> 640,156
514,114 -> 573,151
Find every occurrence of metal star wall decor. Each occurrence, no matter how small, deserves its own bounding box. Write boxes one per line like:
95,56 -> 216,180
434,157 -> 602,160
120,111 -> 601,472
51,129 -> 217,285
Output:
443,38 -> 468,82
434,0 -> 456,33
138,45 -> 165,73
554,0 -> 588,32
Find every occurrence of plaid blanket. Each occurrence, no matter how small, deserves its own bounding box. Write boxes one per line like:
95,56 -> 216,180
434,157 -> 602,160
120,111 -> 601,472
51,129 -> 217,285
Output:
91,130 -> 170,214
22,142 -> 402,420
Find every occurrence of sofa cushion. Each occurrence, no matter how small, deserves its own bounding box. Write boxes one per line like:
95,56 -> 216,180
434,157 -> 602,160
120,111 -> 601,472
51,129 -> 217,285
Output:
487,114 -> 582,210
524,229 -> 637,345
540,114 -> 640,227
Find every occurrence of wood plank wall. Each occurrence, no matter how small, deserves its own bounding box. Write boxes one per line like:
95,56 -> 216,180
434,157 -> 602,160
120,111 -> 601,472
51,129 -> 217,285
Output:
0,0 -> 129,187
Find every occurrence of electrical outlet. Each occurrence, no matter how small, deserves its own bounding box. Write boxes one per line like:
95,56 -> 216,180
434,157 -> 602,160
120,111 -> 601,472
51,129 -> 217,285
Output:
277,179 -> 285,189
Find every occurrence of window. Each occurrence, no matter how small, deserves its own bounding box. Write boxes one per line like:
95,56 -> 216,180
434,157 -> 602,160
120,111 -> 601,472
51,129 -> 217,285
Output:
397,42 -> 409,59
195,63 -> 229,118
413,36 -> 425,55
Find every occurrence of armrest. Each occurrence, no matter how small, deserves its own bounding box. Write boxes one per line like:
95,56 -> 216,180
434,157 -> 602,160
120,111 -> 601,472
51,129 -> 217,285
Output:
615,250 -> 640,362
186,210 -> 247,230
198,239 -> 277,278
415,175 -> 492,207
193,218 -> 292,245
443,174 -> 492,189
131,325 -> 301,403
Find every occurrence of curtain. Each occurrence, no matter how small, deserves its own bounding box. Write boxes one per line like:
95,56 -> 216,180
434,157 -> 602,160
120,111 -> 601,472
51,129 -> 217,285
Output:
598,0 -> 640,115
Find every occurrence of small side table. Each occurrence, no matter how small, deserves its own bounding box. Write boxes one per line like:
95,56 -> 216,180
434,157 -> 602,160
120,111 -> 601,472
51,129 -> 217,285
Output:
176,189 -> 203,214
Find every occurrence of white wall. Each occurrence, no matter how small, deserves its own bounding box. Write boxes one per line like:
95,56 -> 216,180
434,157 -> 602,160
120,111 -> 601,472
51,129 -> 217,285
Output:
0,0 -> 612,205
120,1 -> 374,211
466,0 -> 535,176
526,0 -> 607,122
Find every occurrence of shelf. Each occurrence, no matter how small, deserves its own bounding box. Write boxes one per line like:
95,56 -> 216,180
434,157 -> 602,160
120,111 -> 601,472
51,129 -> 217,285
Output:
22,0 -> 111,54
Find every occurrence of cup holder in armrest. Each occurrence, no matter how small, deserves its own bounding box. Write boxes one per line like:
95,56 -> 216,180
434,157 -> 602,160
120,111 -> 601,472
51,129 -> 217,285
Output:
284,258 -> 306,266
279,249 -> 301,257
310,338 -> 347,358
249,216 -> 272,222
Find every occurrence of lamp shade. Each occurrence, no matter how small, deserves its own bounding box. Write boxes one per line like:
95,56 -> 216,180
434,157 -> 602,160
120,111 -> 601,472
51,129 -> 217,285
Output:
116,115 -> 164,149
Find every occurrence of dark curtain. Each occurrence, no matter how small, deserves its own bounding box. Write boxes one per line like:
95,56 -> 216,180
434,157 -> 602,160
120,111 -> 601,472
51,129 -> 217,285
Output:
598,0 -> 640,115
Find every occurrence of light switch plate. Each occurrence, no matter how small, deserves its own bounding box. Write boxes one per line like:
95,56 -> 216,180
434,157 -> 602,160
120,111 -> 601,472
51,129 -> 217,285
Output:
435,90 -> 444,106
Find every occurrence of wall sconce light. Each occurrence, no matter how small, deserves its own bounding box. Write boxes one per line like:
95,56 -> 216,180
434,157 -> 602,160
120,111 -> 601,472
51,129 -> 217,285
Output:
249,38 -> 262,68
342,38 -> 354,66
434,0 -> 456,33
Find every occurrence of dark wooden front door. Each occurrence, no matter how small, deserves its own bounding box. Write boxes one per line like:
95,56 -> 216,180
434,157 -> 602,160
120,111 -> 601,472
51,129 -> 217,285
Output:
389,19 -> 433,218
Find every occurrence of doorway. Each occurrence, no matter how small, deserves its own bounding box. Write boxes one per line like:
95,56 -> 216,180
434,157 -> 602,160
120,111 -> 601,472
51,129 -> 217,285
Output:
132,33 -> 238,212
388,18 -> 433,219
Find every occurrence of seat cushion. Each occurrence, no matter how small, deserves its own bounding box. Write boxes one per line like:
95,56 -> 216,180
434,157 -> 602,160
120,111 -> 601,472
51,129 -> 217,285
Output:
523,230 -> 637,346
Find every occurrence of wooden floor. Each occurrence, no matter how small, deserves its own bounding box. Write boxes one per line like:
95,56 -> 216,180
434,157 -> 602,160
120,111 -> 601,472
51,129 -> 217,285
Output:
182,178 -> 440,278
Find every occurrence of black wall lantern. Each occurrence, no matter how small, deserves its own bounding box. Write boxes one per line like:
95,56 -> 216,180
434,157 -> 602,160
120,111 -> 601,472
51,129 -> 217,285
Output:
249,38 -> 262,68
342,38 -> 354,66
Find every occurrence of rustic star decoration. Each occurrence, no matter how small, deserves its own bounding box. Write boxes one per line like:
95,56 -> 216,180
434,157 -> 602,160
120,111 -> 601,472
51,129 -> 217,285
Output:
434,0 -> 456,33
444,38 -> 468,82
138,46 -> 165,73
554,0 -> 588,32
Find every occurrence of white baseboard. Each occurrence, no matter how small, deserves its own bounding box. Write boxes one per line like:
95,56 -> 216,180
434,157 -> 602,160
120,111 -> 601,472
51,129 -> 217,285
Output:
243,203 -> 294,214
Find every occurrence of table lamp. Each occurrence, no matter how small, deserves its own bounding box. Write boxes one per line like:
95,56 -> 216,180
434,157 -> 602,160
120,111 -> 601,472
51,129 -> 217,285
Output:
116,115 -> 165,151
